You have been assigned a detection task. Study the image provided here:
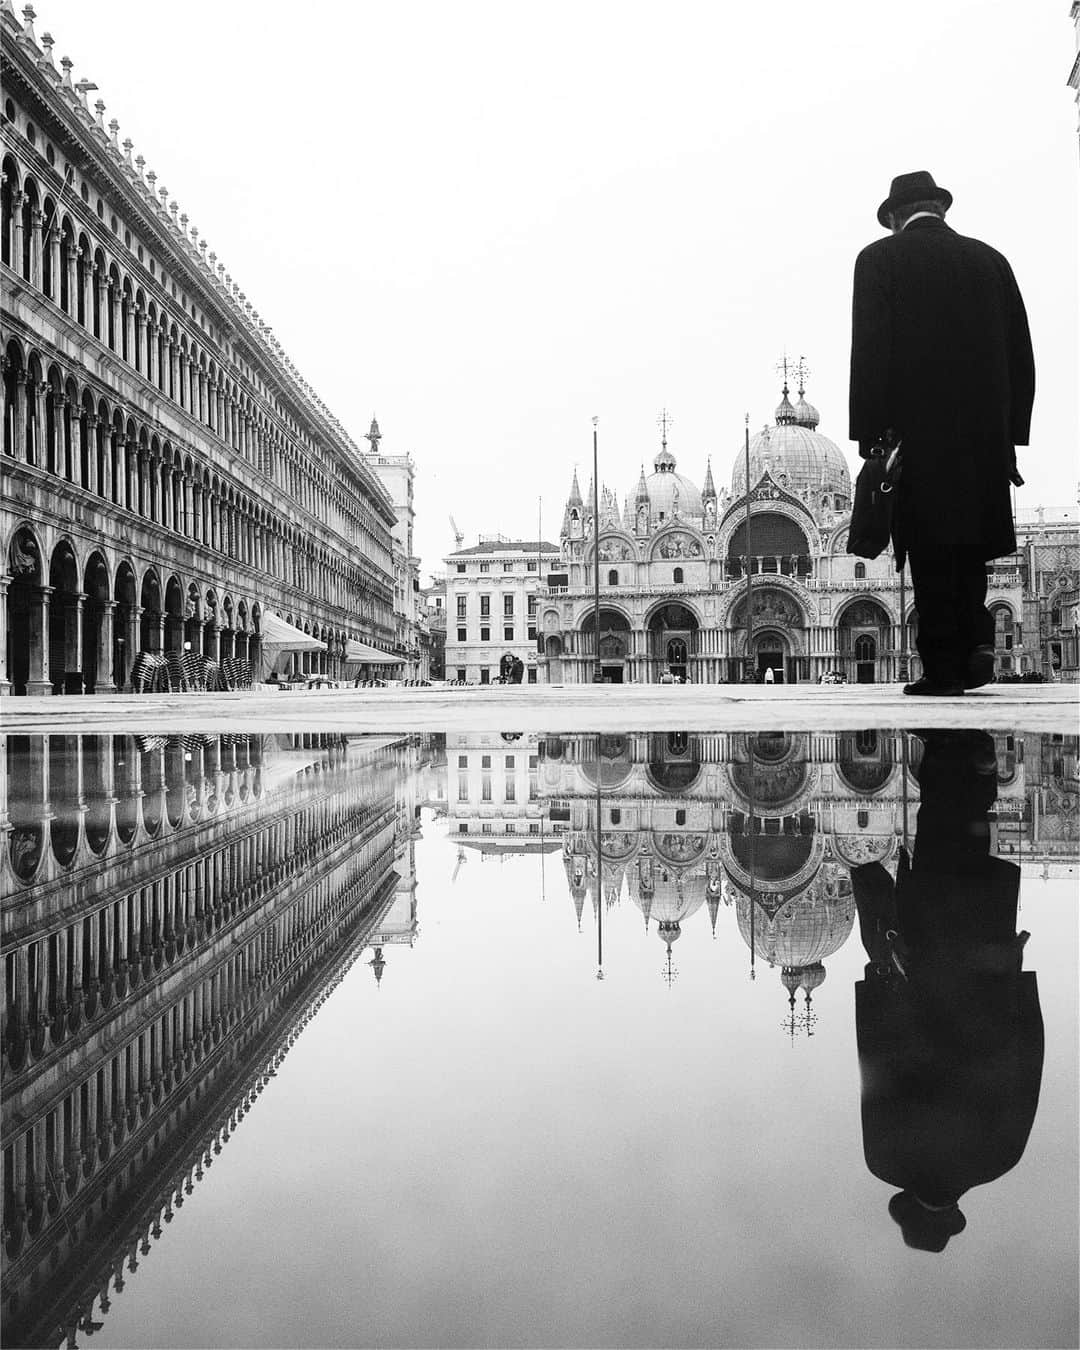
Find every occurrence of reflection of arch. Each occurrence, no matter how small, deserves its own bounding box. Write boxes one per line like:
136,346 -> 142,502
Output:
836,730 -> 895,793
580,734 -> 634,790
645,731 -> 701,793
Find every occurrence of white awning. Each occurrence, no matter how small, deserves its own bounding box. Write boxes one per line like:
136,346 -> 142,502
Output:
344,639 -> 399,665
260,611 -> 327,652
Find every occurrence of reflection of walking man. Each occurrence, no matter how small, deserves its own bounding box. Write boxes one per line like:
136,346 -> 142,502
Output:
849,171 -> 1035,697
850,731 -> 1043,1251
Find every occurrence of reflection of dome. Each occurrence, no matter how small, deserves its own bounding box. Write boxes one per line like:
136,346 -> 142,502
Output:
630,861 -> 707,928
735,882 -> 855,970
731,385 -> 851,502
633,446 -> 704,523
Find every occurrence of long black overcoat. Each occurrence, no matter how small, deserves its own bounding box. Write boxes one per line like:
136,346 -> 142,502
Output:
848,217 -> 1035,563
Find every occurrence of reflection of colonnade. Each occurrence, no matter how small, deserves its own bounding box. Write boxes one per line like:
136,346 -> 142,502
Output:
1,732 -> 420,1349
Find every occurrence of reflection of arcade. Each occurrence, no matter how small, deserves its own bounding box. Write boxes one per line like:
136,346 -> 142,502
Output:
543,731 -> 890,1016
851,731 -> 1044,1253
1,733 -> 415,1349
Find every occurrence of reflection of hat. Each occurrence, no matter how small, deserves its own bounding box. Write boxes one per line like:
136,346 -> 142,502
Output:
877,170 -> 953,227
888,1191 -> 967,1252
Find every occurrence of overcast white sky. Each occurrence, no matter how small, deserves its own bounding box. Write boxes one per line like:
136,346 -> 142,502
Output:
36,0 -> 1079,576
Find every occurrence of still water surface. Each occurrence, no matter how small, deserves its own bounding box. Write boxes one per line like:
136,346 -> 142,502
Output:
3,729 -> 1077,1349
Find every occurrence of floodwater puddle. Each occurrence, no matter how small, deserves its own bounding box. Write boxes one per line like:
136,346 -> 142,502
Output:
3,729 -> 1077,1349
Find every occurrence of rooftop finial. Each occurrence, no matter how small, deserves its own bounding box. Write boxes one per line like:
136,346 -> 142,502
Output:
657,407 -> 673,451
793,354 -> 811,397
774,351 -> 791,396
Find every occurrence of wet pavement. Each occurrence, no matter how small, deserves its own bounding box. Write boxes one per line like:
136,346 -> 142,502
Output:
2,726 -> 1077,1349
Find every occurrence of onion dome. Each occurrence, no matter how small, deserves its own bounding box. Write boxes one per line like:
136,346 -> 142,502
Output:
793,394 -> 820,429
731,381 -> 851,502
774,385 -> 798,425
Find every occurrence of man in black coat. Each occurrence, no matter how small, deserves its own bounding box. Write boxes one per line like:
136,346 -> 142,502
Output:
849,171 -> 1035,695
850,731 -> 1043,1251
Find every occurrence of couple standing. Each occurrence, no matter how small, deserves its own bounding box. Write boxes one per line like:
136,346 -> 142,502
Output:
849,171 -> 1036,696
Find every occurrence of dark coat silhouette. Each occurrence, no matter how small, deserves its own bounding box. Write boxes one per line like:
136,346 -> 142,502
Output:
849,217 -> 1034,566
851,732 -> 1043,1250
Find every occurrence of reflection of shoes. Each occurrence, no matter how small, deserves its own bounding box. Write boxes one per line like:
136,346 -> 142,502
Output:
965,645 -> 995,689
903,677 -> 963,697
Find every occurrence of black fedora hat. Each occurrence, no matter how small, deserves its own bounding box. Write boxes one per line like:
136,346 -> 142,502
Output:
877,170 -> 953,227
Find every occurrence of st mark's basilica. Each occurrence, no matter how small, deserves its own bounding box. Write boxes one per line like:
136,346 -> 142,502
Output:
540,373 -> 1028,686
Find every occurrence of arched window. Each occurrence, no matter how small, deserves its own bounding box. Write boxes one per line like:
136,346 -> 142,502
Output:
673,567 -> 684,584
607,569 -> 618,586
854,634 -> 876,663
857,810 -> 869,828
854,562 -> 866,580
675,810 -> 687,826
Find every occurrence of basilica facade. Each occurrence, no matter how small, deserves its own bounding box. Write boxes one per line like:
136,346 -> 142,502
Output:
1,10 -> 399,695
540,379 -> 1027,685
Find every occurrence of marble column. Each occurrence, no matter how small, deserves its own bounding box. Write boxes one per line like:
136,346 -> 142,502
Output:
26,585 -> 53,695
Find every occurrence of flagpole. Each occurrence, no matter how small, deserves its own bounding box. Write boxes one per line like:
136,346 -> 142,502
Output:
744,414 -> 755,681
592,416 -> 603,683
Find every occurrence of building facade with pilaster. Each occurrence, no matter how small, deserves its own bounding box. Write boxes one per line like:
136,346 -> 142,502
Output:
1,8 -> 397,695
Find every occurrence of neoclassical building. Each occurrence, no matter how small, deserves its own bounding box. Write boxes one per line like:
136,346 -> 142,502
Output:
1,10 -> 399,694
540,378 -> 1028,685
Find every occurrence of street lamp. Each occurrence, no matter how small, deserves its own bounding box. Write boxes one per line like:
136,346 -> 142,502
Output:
592,416 -> 603,683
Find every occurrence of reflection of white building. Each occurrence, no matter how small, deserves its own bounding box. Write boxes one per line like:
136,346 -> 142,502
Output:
540,375 -> 1028,685
440,733 -> 560,856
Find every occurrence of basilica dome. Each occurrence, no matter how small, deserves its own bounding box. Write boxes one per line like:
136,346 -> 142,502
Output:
632,446 -> 704,525
730,384 -> 852,504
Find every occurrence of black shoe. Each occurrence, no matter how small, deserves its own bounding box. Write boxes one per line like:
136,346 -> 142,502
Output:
903,677 -> 963,697
964,645 -> 995,689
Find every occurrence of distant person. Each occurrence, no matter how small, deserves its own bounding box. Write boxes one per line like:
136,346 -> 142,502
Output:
763,666 -> 775,685
849,730 -> 1043,1252
849,171 -> 1035,696
511,656 -> 524,684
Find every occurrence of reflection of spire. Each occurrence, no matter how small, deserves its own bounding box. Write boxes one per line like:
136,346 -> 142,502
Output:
369,947 -> 386,986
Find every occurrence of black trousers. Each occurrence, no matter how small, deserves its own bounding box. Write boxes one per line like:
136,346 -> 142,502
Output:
907,544 -> 993,684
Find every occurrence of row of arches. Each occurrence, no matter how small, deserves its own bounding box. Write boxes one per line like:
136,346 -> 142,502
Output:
2,341 -> 390,628
3,523 -> 374,694
2,152 -> 393,570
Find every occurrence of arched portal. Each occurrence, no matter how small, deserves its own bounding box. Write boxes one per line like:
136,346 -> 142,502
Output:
646,603 -> 699,682
729,587 -> 806,683
5,526 -> 45,694
113,562 -> 137,691
48,540 -> 80,695
837,598 -> 892,684
580,608 -> 632,684
727,512 -> 811,578
140,569 -> 162,653
164,575 -> 185,653
82,551 -> 112,693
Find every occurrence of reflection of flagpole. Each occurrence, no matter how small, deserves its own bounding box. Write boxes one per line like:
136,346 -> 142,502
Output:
595,738 -> 604,979
748,733 -> 756,980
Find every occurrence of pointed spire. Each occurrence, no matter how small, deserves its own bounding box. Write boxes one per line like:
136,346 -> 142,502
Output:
567,467 -> 583,508
635,465 -> 649,504
703,457 -> 716,501
365,416 -> 381,452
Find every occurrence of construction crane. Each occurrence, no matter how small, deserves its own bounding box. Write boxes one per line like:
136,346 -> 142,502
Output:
449,515 -> 464,549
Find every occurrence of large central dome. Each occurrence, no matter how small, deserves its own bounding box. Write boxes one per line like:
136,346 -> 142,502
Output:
731,385 -> 852,506
631,446 -> 704,525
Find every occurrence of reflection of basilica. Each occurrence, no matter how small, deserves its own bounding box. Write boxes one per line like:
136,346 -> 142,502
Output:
0,731 -> 430,1349
537,730 -> 1078,1008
